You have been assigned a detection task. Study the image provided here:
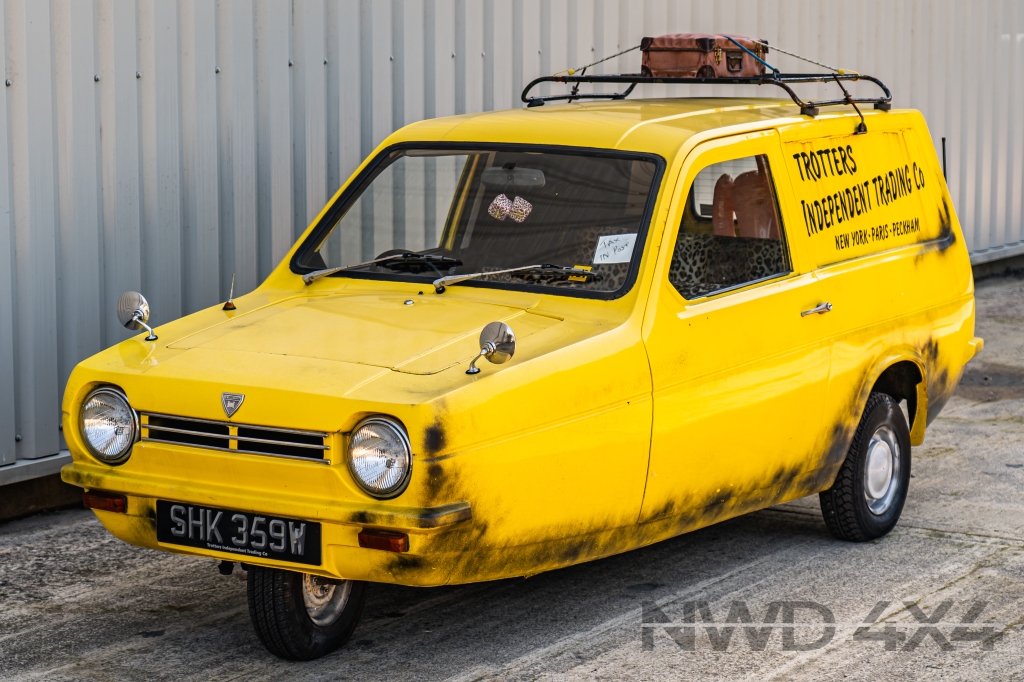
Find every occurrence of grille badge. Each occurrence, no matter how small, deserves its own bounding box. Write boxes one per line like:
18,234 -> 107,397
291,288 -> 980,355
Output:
221,392 -> 244,418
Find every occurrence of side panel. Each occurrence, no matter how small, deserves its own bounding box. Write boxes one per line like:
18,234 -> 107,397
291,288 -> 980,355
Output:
777,114 -> 974,470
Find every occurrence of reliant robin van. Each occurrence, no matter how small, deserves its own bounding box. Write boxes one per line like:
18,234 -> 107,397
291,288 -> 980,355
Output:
61,62 -> 982,660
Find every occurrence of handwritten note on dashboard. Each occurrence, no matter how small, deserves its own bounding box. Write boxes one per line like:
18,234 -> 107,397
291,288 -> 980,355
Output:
592,234 -> 636,264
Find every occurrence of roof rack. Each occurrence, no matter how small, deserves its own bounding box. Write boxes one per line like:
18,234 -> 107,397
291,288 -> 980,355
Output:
521,72 -> 892,119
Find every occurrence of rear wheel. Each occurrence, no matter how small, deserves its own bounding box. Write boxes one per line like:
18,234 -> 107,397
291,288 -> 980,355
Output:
246,565 -> 367,660
819,392 -> 911,541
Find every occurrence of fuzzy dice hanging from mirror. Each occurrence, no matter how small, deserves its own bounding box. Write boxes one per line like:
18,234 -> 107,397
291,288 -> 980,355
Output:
509,196 -> 532,223
488,193 -> 513,220
488,193 -> 532,223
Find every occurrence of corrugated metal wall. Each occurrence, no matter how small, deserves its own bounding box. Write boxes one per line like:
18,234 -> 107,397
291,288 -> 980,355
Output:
1,0 -> 1022,475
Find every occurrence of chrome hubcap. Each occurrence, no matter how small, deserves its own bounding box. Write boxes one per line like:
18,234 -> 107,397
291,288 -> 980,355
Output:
864,425 -> 900,515
302,574 -> 352,626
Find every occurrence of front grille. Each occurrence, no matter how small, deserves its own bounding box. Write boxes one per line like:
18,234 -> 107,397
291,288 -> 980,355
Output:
140,413 -> 330,463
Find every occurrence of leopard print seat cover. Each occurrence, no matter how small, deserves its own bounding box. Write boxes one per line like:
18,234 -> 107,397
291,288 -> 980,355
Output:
668,233 -> 785,300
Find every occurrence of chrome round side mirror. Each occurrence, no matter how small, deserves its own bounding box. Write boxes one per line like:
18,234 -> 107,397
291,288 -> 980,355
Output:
116,291 -> 158,341
466,321 -> 516,375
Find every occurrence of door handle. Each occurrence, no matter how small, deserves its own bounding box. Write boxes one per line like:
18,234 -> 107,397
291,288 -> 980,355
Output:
801,302 -> 833,317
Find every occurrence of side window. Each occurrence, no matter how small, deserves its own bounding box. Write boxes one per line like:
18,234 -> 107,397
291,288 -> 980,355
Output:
669,154 -> 791,300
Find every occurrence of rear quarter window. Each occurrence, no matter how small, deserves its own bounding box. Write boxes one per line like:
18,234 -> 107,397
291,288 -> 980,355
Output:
669,153 -> 791,300
783,130 -> 941,267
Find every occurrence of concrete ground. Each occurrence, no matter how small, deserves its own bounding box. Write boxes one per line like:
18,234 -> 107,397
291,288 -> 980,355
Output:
2,276 -> 1023,682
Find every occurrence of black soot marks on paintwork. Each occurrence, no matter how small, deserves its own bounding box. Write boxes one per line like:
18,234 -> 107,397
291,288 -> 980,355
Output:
921,337 -> 952,425
425,463 -> 447,501
72,471 -> 106,492
812,386 -> 867,490
403,453 -> 493,580
936,197 -> 956,250
382,455 -> 829,586
921,337 -> 940,366
916,197 -> 956,265
380,386 -> 878,586
392,552 -> 428,571
126,506 -> 158,539
388,444 -> 636,584
423,421 -> 446,456
647,460 -> 822,541
824,412 -> 857,471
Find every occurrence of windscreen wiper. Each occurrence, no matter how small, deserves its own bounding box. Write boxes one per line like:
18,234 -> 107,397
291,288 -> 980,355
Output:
303,252 -> 463,285
432,264 -> 602,294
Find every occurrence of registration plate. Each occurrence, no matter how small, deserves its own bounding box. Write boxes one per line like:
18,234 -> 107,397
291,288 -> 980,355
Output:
156,500 -> 322,566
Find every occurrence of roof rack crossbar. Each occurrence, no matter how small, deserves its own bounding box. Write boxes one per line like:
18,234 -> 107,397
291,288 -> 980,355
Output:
521,73 -> 892,117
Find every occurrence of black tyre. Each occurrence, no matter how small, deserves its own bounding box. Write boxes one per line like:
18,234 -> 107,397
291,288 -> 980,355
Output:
246,566 -> 367,661
819,392 -> 911,541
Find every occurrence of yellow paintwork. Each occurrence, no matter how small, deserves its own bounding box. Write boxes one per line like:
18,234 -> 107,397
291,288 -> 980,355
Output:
61,98 -> 979,586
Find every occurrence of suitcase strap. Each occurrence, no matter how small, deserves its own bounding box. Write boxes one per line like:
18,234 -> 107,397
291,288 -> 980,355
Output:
721,36 -> 777,77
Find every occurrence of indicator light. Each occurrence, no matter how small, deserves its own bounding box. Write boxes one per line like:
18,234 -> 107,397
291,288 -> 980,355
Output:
82,490 -> 127,514
358,529 -> 409,553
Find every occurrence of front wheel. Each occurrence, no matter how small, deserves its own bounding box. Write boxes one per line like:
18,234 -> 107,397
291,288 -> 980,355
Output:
819,392 -> 911,542
247,565 -> 367,660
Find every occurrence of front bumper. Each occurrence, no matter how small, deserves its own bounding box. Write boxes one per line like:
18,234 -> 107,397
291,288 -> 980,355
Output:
61,457 -> 472,586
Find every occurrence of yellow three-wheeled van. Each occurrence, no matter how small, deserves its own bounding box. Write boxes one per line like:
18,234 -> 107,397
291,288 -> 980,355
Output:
61,66 -> 981,659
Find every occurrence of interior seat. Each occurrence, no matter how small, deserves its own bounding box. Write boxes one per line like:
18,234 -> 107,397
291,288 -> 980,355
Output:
732,164 -> 779,239
711,174 -> 736,237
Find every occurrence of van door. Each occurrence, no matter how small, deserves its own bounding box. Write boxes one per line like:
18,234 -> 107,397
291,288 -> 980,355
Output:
640,131 -> 836,528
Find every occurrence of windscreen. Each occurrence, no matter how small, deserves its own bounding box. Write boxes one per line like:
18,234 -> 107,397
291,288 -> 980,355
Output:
294,149 -> 660,295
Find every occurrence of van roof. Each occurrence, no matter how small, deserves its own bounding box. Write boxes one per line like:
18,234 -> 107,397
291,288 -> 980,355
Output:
393,98 -> 880,156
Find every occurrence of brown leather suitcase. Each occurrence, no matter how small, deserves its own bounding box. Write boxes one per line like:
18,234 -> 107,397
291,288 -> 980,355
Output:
640,34 -> 769,79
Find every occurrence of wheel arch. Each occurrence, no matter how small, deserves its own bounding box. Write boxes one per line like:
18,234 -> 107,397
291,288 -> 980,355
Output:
864,352 -> 928,446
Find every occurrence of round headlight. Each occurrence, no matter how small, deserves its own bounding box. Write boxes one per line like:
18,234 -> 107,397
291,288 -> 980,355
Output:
80,387 -> 138,464
348,417 -> 412,498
